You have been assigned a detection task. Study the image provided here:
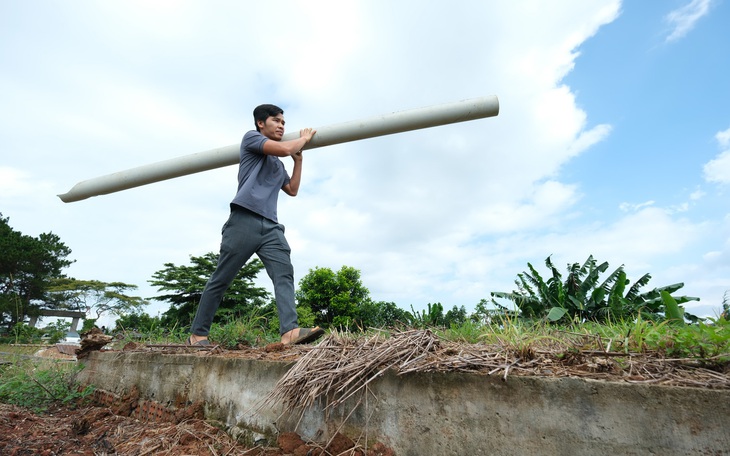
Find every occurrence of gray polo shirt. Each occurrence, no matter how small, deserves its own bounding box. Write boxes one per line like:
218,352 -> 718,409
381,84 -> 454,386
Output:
230,130 -> 291,223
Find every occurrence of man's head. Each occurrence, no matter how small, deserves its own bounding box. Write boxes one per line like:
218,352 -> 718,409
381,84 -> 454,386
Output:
253,104 -> 284,135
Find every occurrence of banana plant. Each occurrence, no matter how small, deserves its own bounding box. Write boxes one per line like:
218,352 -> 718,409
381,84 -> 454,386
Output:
490,255 -> 700,323
661,291 -> 685,326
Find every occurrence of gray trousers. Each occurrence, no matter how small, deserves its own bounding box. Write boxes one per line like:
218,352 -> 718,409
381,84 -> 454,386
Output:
191,206 -> 298,336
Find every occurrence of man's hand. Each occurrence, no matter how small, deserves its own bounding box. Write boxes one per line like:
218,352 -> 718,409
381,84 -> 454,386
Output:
263,127 -> 316,158
300,127 -> 316,143
291,128 -> 315,161
284,131 -> 310,195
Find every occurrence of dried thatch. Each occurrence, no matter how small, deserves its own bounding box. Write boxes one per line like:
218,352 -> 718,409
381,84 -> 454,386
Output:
266,329 -> 730,420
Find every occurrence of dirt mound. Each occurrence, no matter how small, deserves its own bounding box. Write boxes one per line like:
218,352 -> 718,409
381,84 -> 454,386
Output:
0,402 -> 394,455
34,345 -> 76,360
1,402 -> 238,455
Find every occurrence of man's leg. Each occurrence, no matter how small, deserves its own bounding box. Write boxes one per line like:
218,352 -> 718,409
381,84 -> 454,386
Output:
257,219 -> 298,336
190,209 -> 260,336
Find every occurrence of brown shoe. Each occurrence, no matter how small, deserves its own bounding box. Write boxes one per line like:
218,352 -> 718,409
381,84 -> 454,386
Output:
186,336 -> 211,347
287,327 -> 325,345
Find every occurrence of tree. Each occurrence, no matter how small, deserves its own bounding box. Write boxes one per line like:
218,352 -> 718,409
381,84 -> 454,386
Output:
444,305 -> 468,328
45,278 -> 148,321
471,298 -> 519,324
295,266 -> 370,328
149,252 -> 270,328
356,300 -> 411,329
490,255 -> 700,323
0,214 -> 74,330
114,312 -> 162,333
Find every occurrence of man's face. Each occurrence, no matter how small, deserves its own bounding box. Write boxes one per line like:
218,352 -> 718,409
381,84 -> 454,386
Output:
258,114 -> 285,141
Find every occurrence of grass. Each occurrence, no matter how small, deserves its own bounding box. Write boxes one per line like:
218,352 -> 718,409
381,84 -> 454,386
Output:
196,312 -> 730,363
3,314 -> 727,415
0,344 -> 47,356
107,310 -> 277,349
0,355 -> 93,412
431,315 -> 730,362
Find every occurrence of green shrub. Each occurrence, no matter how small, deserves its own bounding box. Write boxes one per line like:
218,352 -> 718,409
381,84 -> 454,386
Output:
0,358 -> 94,412
209,310 -> 276,347
2,323 -> 45,344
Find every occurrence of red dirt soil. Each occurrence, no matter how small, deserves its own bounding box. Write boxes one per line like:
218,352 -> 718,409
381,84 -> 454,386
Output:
1,343 -> 394,455
0,402 -> 393,455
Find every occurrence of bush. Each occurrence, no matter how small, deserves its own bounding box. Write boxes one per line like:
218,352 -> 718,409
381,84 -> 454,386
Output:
0,358 -> 94,412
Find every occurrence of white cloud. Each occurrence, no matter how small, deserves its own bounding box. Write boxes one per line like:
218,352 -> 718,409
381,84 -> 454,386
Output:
664,0 -> 712,43
619,201 -> 655,212
703,126 -> 730,185
3,0 -> 726,322
716,127 -> 730,148
690,187 -> 705,200
704,152 -> 730,185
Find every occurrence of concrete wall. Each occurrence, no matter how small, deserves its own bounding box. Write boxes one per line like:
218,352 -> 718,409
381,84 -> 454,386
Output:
76,351 -> 730,456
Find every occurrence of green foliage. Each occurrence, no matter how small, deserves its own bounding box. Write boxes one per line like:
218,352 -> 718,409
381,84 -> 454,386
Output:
209,310 -> 275,347
431,313 -> 730,369
0,214 -> 74,330
295,266 -> 370,329
440,319 -> 484,344
644,317 -> 730,360
40,320 -> 70,344
80,318 -> 98,333
0,323 -> 46,344
409,303 -> 445,328
149,252 -> 270,329
0,358 -> 93,412
265,300 -> 317,335
661,291 -> 685,326
473,317 -> 544,345
114,312 -> 163,333
444,305 -> 468,328
113,324 -> 187,346
110,312 -> 188,345
491,255 -> 700,324
355,301 -> 411,329
471,298 -> 520,325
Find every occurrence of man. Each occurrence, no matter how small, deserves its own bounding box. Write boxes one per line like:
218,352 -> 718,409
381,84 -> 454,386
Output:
188,104 -> 324,346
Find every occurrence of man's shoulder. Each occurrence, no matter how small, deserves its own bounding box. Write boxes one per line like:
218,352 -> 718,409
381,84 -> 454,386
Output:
242,130 -> 267,153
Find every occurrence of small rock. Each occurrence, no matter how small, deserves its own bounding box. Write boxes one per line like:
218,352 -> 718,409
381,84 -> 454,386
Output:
327,432 -> 355,454
264,342 -> 286,352
277,432 -> 305,453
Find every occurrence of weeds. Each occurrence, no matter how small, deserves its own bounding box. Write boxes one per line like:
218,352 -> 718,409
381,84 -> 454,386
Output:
650,317 -> 730,360
437,320 -> 483,344
0,356 -> 93,412
434,314 -> 730,362
2,313 -> 727,416
208,309 -> 275,348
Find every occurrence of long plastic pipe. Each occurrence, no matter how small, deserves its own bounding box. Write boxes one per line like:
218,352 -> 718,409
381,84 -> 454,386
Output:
58,95 -> 499,202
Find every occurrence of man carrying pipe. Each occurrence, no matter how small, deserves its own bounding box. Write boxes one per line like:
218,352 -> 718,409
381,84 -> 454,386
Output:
57,96 -> 499,202
187,104 -> 324,347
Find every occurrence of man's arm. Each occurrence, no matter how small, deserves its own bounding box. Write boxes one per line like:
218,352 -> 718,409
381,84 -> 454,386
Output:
262,128 -> 316,157
282,152 -> 302,196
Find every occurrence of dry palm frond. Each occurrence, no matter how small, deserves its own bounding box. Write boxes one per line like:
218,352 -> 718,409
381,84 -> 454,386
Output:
265,328 -> 730,425
265,329 -> 438,417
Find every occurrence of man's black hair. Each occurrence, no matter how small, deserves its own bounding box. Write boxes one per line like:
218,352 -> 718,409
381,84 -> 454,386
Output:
253,104 -> 284,132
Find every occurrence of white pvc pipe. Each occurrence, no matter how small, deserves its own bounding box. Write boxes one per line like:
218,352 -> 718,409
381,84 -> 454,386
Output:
58,96 -> 499,202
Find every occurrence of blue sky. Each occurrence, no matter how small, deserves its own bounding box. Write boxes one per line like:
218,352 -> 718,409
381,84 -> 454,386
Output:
1,0 -> 728,327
